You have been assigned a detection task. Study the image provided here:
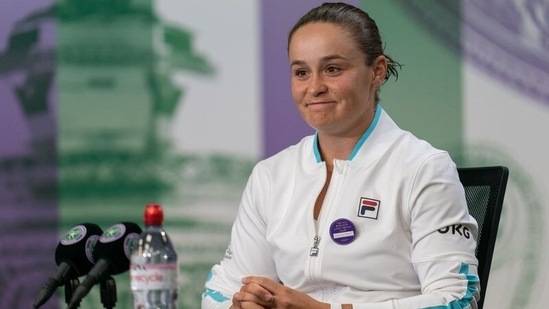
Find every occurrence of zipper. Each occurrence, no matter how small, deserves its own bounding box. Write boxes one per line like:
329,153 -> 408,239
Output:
305,166 -> 327,283
306,160 -> 346,283
308,160 -> 346,257
309,235 -> 320,256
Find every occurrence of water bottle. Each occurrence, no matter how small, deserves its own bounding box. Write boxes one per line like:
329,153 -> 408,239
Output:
130,203 -> 179,309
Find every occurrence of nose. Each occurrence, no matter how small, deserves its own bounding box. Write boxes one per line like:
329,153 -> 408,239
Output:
308,74 -> 327,96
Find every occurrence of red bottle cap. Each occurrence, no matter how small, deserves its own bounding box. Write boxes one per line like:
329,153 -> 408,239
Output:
144,203 -> 164,226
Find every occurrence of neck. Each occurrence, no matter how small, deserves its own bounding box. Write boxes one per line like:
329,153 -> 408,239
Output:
316,104 -> 379,164
317,134 -> 360,165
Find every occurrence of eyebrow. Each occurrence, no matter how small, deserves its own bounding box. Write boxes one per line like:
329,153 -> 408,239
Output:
290,54 -> 347,67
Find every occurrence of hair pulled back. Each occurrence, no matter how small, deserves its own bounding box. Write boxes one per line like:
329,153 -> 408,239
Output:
288,2 -> 401,101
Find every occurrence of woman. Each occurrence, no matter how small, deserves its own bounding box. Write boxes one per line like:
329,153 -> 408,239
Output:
202,3 -> 479,309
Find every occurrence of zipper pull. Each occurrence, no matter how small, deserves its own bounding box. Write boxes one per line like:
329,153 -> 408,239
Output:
309,235 -> 320,256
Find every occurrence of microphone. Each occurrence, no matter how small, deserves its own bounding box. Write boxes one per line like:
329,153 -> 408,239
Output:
33,223 -> 103,309
67,222 -> 142,309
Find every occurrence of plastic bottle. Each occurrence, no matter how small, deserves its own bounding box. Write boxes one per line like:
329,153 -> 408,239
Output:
130,204 -> 179,309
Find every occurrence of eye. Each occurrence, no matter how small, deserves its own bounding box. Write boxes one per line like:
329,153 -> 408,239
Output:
325,65 -> 341,75
293,69 -> 309,79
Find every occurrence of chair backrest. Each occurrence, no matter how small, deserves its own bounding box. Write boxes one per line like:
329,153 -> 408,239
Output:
457,166 -> 509,309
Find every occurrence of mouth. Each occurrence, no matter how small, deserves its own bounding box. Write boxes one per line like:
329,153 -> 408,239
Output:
305,101 -> 335,107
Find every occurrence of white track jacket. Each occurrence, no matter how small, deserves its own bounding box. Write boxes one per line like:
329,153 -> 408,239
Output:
202,107 -> 479,309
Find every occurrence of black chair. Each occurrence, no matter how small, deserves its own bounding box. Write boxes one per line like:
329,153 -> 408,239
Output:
457,166 -> 509,309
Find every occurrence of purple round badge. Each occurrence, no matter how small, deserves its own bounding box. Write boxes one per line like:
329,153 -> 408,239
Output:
329,218 -> 357,245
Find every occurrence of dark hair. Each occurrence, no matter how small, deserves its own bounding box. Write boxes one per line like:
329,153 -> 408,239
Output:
288,2 -> 401,102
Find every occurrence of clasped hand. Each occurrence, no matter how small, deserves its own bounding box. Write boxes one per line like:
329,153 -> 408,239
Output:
231,276 -> 328,309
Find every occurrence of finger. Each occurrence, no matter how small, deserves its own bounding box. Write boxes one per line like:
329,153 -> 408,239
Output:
239,282 -> 274,304
233,294 -> 270,309
240,281 -> 269,294
234,291 -> 271,306
230,299 -> 241,309
243,276 -> 279,293
241,301 -> 267,309
265,294 -> 276,308
239,292 -> 275,308
242,278 -> 279,305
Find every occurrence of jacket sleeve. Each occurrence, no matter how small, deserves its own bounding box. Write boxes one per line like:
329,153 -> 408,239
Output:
351,153 -> 480,309
349,262 -> 479,309
202,164 -> 278,309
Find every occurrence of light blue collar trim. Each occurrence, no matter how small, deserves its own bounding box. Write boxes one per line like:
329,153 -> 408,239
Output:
313,133 -> 322,163
313,105 -> 383,163
348,105 -> 382,160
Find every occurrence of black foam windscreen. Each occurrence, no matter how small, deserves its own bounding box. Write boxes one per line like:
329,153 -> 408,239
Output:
55,223 -> 103,276
33,223 -> 103,309
67,222 -> 142,309
92,221 -> 142,275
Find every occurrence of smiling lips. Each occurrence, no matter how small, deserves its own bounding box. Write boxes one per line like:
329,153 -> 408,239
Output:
305,101 -> 336,107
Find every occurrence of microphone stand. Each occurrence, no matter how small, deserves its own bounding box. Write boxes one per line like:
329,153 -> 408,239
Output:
64,276 -> 117,309
100,276 -> 117,309
64,279 -> 80,308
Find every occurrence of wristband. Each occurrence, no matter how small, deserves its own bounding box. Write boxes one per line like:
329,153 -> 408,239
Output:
330,303 -> 343,309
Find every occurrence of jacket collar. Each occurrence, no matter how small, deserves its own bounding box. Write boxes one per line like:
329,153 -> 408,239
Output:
313,105 -> 384,164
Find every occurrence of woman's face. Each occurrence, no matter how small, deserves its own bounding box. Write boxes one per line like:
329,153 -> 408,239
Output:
289,22 -> 385,136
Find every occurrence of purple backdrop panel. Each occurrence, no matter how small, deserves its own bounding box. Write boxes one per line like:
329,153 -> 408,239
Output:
0,0 -> 58,308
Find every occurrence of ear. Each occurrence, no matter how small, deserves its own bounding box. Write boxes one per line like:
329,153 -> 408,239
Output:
372,55 -> 388,88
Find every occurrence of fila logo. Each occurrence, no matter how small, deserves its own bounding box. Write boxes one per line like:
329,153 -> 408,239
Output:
358,197 -> 380,219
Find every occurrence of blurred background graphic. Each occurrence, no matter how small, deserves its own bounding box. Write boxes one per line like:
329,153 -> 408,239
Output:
0,0 -> 547,308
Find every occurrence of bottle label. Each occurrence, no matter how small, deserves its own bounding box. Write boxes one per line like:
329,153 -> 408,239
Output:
130,262 -> 179,290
